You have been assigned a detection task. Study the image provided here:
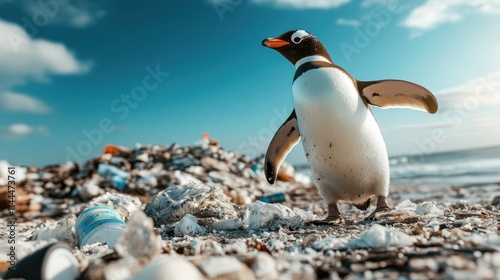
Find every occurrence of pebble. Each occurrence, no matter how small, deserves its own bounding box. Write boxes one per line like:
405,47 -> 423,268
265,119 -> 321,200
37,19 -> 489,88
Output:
198,256 -> 256,280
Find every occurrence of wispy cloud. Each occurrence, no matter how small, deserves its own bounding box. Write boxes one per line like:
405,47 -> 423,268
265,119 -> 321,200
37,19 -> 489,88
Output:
0,123 -> 50,140
251,0 -> 350,9
0,17 -> 90,142
58,2 -> 106,28
401,0 -> 500,34
437,72 -> 500,111
383,121 -> 453,133
360,0 -> 398,8
473,115 -> 500,129
383,72 -> 500,154
0,19 -> 91,88
336,18 -> 361,27
0,92 -> 51,114
2,0 -> 107,28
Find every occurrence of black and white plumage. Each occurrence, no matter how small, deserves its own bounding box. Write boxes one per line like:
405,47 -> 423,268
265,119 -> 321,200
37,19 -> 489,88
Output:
262,30 -> 438,223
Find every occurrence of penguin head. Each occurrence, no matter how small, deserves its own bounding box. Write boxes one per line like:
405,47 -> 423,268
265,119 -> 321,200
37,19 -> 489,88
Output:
262,30 -> 332,65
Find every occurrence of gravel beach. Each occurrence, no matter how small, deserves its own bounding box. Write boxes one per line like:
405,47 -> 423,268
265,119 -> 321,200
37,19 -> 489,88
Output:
1,144 -> 500,280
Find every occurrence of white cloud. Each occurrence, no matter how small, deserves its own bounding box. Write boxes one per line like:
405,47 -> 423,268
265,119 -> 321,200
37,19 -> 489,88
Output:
402,0 -> 500,32
437,72 -> 500,111
58,3 -> 106,28
0,18 -> 90,139
0,91 -> 50,114
382,72 -> 500,155
0,123 -> 49,140
360,0 -> 395,8
383,121 -> 452,132
0,18 -> 90,89
1,0 -> 106,28
336,18 -> 361,26
251,0 -> 350,9
9,123 -> 32,136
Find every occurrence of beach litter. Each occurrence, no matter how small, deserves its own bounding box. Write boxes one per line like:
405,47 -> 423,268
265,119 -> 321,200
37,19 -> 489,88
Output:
2,141 -> 500,279
75,206 -> 126,249
4,242 -> 79,280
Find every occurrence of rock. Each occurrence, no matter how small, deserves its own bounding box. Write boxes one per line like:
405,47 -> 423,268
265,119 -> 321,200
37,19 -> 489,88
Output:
144,182 -> 238,227
133,256 -> 203,280
174,214 -> 207,236
171,170 -> 203,186
246,201 -> 317,230
168,153 -> 199,170
80,181 -> 102,200
277,161 -> 295,182
201,157 -> 231,172
33,215 -> 77,246
311,237 -> 348,251
198,256 -> 256,280
223,240 -> 248,255
115,210 -> 161,259
416,202 -> 445,216
210,218 -> 244,231
394,200 -> 444,217
348,224 -> 415,249
135,152 -> 150,163
394,199 -> 418,212
302,234 -> 321,247
492,195 -> 500,205
134,170 -> 158,188
294,173 -> 312,187
208,171 -> 249,189
245,252 -> 278,280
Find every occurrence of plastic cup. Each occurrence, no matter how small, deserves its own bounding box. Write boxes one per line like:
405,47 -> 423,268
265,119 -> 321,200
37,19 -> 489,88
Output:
75,206 -> 126,249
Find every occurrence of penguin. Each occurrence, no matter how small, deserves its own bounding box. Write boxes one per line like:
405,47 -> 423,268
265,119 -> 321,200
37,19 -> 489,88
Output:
262,30 -> 438,224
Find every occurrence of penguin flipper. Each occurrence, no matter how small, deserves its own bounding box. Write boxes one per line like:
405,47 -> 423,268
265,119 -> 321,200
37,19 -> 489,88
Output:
357,80 -> 438,114
264,110 -> 301,185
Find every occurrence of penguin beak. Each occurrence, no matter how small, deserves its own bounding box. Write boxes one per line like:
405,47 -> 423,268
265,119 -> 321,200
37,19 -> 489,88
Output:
262,38 -> 290,48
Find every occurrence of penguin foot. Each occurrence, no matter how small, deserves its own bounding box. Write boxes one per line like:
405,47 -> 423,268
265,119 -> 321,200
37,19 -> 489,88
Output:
310,202 -> 343,225
365,195 -> 391,221
311,217 -> 344,225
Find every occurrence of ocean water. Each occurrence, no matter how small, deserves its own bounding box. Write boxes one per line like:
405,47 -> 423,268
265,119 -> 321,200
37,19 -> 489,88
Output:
295,146 -> 500,187
390,146 -> 500,187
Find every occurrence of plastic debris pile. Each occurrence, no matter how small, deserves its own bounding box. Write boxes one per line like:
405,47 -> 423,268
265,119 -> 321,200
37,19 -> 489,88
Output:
0,143 -> 313,218
1,142 -> 500,279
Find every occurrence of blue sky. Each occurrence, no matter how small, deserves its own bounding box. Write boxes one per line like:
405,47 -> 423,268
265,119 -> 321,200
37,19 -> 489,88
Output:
0,0 -> 499,166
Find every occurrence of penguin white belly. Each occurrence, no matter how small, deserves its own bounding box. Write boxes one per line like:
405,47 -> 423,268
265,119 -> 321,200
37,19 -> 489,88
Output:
293,67 -> 389,204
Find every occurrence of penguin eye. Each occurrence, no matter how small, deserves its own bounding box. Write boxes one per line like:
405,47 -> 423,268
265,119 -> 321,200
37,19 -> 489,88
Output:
291,30 -> 309,45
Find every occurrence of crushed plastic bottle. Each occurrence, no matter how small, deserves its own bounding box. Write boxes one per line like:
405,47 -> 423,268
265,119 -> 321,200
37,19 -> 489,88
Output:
97,163 -> 130,191
259,192 -> 286,203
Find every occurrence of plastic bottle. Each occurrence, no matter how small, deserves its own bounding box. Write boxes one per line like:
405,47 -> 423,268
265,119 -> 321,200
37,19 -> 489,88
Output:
259,192 -> 286,203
